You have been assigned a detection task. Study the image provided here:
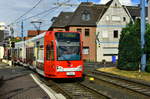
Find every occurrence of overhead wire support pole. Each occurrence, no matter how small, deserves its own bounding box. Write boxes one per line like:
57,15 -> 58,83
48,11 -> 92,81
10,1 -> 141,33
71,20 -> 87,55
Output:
21,20 -> 24,41
140,0 -> 146,71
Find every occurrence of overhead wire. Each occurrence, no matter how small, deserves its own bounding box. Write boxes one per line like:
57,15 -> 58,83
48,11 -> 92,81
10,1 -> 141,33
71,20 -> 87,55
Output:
9,0 -> 44,25
39,0 -> 78,28
10,0 -> 78,36
10,0 -> 75,25
23,6 -> 60,22
23,0 -> 72,21
14,1 -> 70,24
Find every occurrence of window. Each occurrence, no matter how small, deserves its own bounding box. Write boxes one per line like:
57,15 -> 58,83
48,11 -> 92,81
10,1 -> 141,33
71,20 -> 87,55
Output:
46,45 -> 50,60
123,17 -> 126,21
83,47 -> 89,54
36,41 -> 40,59
85,29 -> 90,36
103,54 -> 118,56
77,28 -> 82,33
114,30 -> 118,38
50,42 -> 54,60
112,16 -> 121,21
46,42 -> 54,61
82,11 -> 90,21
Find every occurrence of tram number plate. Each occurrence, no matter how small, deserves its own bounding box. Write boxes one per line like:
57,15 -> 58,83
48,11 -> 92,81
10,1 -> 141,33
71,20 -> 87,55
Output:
67,72 -> 75,76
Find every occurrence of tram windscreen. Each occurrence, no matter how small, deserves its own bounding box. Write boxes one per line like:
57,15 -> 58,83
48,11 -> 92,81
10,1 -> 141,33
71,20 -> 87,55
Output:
55,32 -> 81,61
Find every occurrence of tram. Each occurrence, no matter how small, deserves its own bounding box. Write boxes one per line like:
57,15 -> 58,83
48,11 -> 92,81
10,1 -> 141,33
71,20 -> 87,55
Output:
13,31 -> 83,78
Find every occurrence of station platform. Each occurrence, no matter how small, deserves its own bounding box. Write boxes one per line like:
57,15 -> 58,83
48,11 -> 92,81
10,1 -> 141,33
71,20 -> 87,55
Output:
0,62 -> 65,99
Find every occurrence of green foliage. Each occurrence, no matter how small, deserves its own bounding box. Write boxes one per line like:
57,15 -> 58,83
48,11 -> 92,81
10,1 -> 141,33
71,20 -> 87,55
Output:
118,19 -> 141,71
145,65 -> 150,73
145,24 -> 150,72
10,37 -> 22,42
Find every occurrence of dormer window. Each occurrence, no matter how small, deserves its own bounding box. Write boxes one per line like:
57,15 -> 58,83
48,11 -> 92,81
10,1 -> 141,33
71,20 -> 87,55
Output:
82,10 -> 90,21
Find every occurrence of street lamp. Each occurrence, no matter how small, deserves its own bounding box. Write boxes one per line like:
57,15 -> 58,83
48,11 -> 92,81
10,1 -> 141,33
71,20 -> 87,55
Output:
31,20 -> 42,35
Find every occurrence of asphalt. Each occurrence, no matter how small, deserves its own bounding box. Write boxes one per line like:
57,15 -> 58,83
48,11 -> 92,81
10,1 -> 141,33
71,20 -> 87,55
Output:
0,62 -> 50,99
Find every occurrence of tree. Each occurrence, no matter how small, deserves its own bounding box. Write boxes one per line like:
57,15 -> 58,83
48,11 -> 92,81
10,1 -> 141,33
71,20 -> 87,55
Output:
145,24 -> 150,72
118,19 -> 141,70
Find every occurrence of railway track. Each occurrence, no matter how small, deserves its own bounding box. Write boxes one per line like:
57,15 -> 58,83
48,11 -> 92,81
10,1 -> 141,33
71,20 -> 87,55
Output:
36,74 -> 110,99
48,79 -> 110,99
85,70 -> 150,98
35,66 -> 150,99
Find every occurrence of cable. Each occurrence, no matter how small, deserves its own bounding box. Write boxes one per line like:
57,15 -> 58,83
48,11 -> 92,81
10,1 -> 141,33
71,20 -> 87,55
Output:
34,6 -> 61,20
23,6 -> 60,22
10,0 -> 74,25
23,0 -> 72,21
10,0 -> 77,35
10,0 -> 44,25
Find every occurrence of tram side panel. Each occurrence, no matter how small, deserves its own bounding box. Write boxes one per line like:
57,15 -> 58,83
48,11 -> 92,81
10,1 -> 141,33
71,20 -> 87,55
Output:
44,31 -> 56,77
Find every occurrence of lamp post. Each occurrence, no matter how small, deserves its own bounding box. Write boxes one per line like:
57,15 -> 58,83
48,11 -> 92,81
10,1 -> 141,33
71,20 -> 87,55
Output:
140,0 -> 146,71
31,20 -> 42,35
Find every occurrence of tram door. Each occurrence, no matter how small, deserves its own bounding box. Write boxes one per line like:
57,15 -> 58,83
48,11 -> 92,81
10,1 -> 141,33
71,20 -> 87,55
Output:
45,42 -> 54,74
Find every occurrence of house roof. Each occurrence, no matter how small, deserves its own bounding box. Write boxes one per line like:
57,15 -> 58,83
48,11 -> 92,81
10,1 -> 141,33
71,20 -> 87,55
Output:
50,12 -> 73,28
49,1 -> 148,29
50,2 -> 111,28
68,2 -> 110,26
125,6 -> 148,18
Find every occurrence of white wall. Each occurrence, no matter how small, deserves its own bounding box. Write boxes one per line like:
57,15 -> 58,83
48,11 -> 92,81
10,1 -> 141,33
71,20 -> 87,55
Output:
0,46 -> 4,59
96,0 -> 130,62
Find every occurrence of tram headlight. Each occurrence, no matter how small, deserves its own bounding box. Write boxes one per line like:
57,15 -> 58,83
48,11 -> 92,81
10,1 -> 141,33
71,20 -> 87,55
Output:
77,65 -> 82,71
56,66 -> 63,71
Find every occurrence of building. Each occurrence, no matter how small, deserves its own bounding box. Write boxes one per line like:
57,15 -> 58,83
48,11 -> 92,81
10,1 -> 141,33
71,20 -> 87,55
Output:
27,30 -> 46,39
0,22 -> 7,60
0,22 -> 9,41
49,2 -> 99,62
96,0 -> 131,62
49,0 -> 147,62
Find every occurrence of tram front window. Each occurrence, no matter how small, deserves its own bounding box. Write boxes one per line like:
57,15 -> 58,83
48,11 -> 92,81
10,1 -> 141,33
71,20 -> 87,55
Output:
57,46 -> 80,61
55,32 -> 81,61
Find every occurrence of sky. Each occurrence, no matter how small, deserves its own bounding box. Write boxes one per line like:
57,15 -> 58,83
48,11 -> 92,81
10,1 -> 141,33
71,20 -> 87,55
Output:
0,0 -> 141,36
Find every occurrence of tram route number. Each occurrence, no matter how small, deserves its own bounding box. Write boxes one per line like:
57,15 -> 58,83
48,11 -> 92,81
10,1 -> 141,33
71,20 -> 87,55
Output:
66,72 -> 75,76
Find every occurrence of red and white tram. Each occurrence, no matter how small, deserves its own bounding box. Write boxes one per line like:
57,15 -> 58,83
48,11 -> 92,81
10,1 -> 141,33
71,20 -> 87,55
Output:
13,31 -> 83,78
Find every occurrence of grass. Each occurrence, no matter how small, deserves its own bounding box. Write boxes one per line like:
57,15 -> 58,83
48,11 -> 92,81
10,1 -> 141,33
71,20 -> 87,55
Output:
97,67 -> 150,82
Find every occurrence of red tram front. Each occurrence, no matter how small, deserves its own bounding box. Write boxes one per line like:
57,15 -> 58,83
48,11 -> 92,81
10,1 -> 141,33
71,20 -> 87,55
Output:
43,31 -> 83,78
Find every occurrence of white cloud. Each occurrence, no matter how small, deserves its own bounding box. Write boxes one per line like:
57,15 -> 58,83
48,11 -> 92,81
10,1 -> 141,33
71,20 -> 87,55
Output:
99,0 -> 133,6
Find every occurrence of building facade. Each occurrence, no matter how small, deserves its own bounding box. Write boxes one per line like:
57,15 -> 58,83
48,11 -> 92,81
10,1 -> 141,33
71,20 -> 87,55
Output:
49,0 -> 147,62
0,22 -> 9,41
49,3 -> 99,62
96,0 -> 131,62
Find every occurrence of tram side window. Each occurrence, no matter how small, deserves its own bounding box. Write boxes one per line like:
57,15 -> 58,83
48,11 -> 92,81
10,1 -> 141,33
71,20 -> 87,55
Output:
50,43 -> 54,60
46,45 -> 51,60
